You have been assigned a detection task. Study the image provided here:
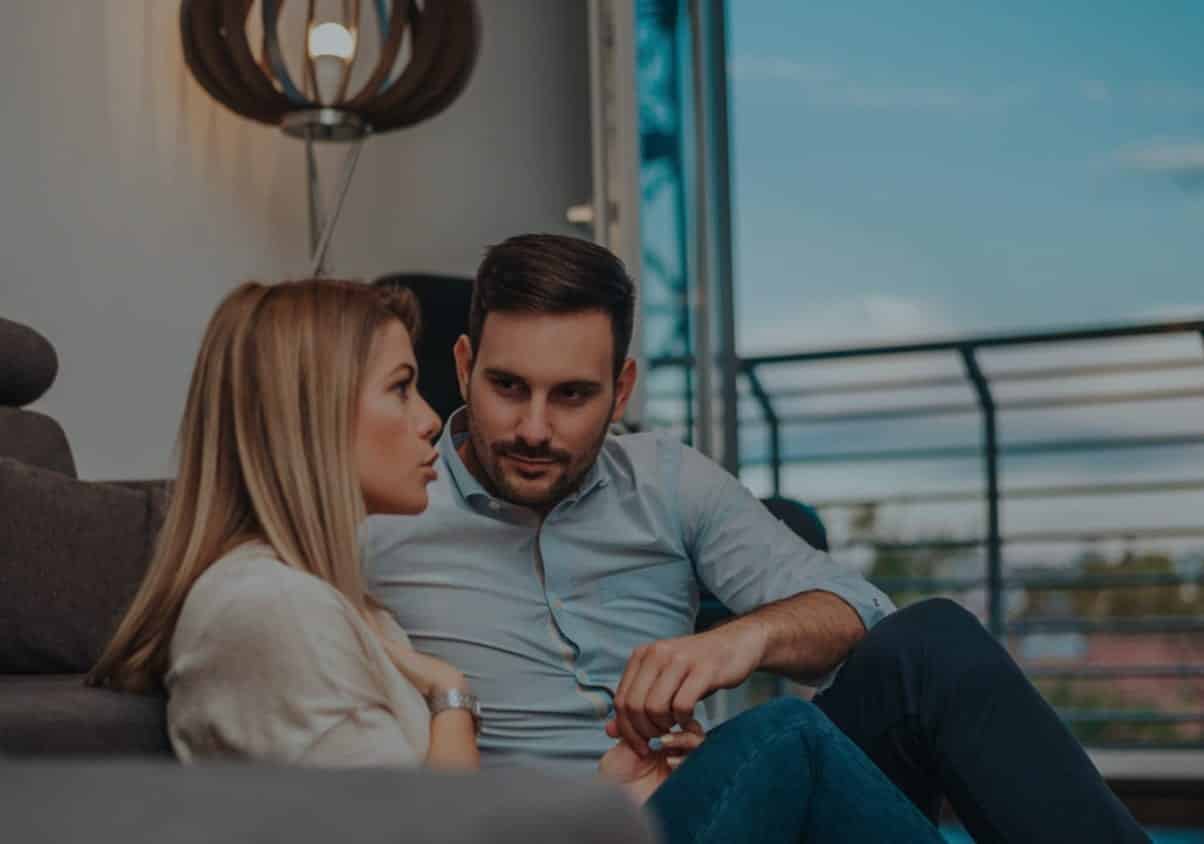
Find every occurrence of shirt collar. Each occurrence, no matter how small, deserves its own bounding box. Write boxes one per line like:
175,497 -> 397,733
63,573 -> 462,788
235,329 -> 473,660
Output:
439,407 -> 491,505
438,407 -> 610,514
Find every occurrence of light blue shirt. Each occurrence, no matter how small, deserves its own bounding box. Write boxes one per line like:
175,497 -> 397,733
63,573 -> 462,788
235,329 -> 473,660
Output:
362,408 -> 893,776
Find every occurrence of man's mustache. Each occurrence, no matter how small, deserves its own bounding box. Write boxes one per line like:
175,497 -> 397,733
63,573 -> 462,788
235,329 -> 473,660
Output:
492,441 -> 571,464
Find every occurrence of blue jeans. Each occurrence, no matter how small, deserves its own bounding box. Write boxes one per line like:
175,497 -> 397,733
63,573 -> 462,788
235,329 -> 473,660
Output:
813,599 -> 1147,843
647,697 -> 944,844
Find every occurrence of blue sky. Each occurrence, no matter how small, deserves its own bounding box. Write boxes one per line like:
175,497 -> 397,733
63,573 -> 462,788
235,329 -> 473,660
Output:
728,1 -> 1204,354
695,3 -> 1204,567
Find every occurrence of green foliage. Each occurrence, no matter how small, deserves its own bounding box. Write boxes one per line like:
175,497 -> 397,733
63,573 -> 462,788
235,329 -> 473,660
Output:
1035,677 -> 1196,745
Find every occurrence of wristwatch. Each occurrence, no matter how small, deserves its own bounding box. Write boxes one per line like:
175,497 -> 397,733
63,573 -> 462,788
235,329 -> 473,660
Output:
426,688 -> 482,735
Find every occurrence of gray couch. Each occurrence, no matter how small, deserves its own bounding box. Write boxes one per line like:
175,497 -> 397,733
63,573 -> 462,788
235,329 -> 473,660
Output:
0,315 -> 655,843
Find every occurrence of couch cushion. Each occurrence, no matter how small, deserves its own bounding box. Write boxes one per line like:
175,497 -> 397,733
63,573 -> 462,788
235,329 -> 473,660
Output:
0,407 -> 76,477
0,458 -> 167,673
0,674 -> 169,756
0,316 -> 58,408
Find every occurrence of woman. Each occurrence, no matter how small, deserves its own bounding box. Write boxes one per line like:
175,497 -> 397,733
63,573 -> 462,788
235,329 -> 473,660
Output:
89,279 -> 942,841
89,279 -> 477,769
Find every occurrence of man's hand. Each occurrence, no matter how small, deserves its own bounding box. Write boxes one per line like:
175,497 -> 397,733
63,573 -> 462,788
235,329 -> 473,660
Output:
598,721 -> 705,804
607,620 -> 767,756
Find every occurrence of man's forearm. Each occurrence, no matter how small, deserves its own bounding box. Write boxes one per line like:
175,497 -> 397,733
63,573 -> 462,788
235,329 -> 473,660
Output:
722,590 -> 866,684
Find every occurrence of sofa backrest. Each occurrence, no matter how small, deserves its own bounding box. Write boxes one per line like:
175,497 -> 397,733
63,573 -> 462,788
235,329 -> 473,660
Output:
0,316 -> 167,674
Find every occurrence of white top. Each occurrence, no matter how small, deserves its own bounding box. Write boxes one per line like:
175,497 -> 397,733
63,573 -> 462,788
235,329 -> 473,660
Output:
166,542 -> 430,767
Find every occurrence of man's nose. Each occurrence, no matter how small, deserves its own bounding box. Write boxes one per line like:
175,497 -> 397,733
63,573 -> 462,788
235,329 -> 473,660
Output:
515,397 -> 551,446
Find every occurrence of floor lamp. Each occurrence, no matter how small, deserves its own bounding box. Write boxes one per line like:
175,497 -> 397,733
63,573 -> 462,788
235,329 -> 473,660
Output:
179,0 -> 479,275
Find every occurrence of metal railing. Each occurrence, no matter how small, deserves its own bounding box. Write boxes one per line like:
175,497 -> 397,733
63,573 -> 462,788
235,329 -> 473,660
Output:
650,317 -> 1204,747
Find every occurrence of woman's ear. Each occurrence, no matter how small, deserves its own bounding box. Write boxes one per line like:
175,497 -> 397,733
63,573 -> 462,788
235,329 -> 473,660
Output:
453,335 -> 473,402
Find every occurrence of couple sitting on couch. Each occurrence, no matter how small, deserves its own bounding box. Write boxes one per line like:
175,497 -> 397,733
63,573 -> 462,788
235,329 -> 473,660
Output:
88,234 -> 1146,844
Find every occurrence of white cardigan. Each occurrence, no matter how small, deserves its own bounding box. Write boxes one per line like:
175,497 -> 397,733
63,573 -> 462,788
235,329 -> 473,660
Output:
166,542 -> 430,767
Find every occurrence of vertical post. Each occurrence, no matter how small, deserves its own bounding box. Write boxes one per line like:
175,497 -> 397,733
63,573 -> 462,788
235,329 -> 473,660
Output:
746,367 -> 781,498
588,0 -> 645,426
687,0 -> 739,469
706,0 -> 740,476
586,0 -> 611,246
687,0 -> 714,458
960,347 -> 1004,637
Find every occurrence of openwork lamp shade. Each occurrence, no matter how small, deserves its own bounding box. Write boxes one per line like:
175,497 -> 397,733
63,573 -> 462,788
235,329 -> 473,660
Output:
180,0 -> 480,140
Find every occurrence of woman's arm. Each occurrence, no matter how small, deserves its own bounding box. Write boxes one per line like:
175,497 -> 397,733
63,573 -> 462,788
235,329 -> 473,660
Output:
426,706 -> 481,770
373,634 -> 481,771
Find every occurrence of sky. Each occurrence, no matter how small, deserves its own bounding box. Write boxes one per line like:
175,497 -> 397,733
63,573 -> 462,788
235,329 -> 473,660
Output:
692,2 -> 1204,571
727,0 -> 1204,355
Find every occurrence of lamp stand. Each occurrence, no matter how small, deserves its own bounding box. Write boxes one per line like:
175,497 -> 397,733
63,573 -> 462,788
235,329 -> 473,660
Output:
281,109 -> 370,278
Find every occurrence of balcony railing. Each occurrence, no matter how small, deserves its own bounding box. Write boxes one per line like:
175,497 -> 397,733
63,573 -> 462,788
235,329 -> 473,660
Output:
649,317 -> 1204,749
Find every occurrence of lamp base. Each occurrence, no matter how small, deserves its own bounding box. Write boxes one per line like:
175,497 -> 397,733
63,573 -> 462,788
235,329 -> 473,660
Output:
281,109 -> 368,141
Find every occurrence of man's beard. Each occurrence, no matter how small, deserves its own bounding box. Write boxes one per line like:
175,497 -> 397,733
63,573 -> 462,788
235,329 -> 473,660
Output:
463,396 -> 613,510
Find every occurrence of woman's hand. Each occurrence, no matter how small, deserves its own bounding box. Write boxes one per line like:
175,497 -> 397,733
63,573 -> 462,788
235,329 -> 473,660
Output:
598,720 -> 705,804
380,638 -> 466,698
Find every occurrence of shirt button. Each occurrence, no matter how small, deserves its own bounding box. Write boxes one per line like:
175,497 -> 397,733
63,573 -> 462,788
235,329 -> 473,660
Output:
488,500 -> 501,511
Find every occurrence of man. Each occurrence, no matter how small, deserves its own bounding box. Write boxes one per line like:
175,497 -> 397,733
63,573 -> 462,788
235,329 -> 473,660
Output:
364,234 -> 1145,843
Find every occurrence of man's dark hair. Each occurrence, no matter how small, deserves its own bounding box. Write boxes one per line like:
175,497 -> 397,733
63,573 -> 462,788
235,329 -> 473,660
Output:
469,234 -> 636,378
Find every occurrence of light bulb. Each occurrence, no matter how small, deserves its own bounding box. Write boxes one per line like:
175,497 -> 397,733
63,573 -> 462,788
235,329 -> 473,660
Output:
307,22 -> 355,61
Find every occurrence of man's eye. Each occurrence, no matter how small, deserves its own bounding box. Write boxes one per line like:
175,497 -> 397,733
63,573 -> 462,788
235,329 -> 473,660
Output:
494,378 -> 519,393
558,386 -> 595,403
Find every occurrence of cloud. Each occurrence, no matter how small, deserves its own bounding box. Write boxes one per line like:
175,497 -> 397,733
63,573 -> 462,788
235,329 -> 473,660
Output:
1118,140 -> 1204,192
729,55 -> 1023,111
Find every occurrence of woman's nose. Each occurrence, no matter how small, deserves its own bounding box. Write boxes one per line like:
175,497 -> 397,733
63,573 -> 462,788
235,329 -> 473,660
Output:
417,396 -> 441,441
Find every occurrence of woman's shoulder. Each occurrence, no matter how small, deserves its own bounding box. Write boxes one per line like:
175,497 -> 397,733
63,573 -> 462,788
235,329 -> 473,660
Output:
175,542 -> 357,651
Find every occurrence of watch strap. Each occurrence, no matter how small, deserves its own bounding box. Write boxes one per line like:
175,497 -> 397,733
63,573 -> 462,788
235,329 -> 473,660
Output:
426,688 -> 482,734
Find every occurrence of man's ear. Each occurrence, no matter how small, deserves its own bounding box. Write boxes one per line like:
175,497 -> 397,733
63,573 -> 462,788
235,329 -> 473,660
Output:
610,357 -> 638,424
453,335 -> 473,402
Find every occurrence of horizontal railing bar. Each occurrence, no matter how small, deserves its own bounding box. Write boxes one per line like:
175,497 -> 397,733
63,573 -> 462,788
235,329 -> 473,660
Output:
872,576 -> 987,592
1082,740 -> 1204,750
872,573 -> 1202,592
844,526 -> 1204,552
807,479 -> 1204,509
1007,616 -> 1204,634
761,387 -> 1204,427
741,433 -> 1204,466
1026,666 -> 1204,679
650,319 -> 1204,370
1055,710 -> 1204,724
649,357 -> 1204,401
741,317 -> 1204,367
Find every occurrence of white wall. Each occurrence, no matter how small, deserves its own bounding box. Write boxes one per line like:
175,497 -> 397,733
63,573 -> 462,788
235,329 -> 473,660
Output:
0,0 -> 592,480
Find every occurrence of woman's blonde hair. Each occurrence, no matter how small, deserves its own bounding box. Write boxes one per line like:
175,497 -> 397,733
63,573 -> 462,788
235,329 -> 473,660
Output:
88,279 -> 421,693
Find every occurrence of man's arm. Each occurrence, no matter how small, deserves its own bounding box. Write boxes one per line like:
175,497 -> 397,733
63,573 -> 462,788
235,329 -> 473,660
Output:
608,589 -> 864,754
608,442 -> 889,756
732,589 -> 865,681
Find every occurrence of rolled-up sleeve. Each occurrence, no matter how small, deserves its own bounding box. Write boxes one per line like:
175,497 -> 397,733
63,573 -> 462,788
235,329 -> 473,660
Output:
678,444 -> 894,630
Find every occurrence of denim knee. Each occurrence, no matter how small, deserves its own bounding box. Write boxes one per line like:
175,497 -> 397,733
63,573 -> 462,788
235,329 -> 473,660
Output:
893,597 -> 983,637
718,697 -> 832,750
853,597 -> 998,678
